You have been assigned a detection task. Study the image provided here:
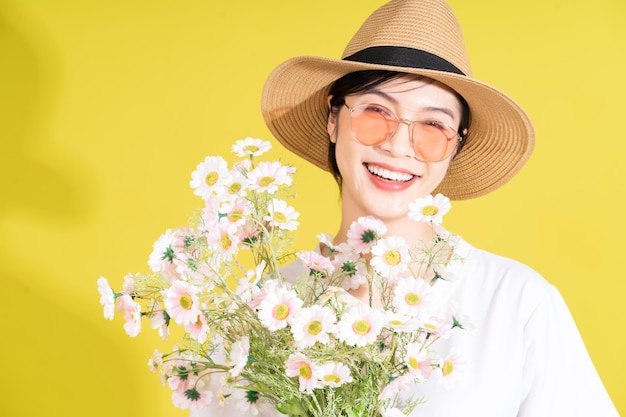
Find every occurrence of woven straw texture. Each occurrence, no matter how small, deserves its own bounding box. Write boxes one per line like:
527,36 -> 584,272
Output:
261,0 -> 534,200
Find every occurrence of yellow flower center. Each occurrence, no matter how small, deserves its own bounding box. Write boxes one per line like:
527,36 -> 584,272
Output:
405,292 -> 421,306
228,183 -> 242,194
244,145 -> 259,153
205,171 -> 219,186
442,360 -> 454,376
424,323 -> 437,331
273,212 -> 287,223
324,374 -> 340,384
299,363 -> 312,379
307,320 -> 322,336
179,294 -> 193,310
407,356 -> 419,370
259,176 -> 275,187
422,205 -> 439,216
384,249 -> 401,266
352,319 -> 371,336
220,234 -> 232,250
273,304 -> 290,320
228,210 -> 244,223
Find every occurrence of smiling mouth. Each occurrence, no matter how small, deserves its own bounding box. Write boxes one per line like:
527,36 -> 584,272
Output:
365,163 -> 415,182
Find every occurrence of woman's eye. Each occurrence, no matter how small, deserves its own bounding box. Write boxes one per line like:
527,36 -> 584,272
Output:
423,120 -> 446,131
365,105 -> 393,118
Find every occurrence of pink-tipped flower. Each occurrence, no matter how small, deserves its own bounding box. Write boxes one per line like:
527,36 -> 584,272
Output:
379,374 -> 414,400
336,303 -> 384,347
290,305 -> 336,348
163,280 -> 202,326
149,310 -> 170,341
297,250 -> 335,276
437,348 -> 465,388
346,216 -> 387,254
257,286 -> 303,331
392,276 -> 433,319
171,374 -> 213,410
405,342 -> 433,381
220,196 -> 251,227
207,221 -> 241,260
228,336 -> 250,377
285,353 -> 319,393
185,313 -> 209,344
116,294 -> 141,337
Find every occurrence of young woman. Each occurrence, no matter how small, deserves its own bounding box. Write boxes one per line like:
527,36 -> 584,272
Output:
194,0 -> 618,415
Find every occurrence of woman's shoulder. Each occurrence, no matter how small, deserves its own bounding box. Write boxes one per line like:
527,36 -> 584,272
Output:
454,237 -> 555,306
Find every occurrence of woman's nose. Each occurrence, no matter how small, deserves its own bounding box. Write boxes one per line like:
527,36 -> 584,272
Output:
380,119 -> 416,158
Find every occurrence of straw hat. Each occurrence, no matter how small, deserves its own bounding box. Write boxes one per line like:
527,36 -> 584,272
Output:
261,0 -> 534,200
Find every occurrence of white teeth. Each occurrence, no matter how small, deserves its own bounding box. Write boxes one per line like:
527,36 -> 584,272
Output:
366,164 -> 414,182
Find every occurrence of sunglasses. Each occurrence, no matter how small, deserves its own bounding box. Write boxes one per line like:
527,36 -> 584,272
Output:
344,103 -> 462,162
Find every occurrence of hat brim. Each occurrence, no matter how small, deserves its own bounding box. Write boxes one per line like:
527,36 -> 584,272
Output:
261,56 -> 535,200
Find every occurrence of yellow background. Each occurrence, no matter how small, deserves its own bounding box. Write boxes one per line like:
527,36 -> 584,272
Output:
1,0 -> 624,416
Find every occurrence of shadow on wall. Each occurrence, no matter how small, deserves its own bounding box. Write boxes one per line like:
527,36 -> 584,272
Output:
0,5 -> 140,417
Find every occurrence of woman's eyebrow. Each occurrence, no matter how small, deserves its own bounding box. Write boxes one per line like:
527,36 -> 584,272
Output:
361,89 -> 398,103
421,105 -> 456,120
362,89 -> 457,120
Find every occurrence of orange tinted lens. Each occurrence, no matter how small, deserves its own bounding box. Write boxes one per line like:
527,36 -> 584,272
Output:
412,124 -> 457,161
350,106 -> 394,145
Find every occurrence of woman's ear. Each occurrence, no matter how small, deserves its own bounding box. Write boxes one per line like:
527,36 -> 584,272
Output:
327,95 -> 337,143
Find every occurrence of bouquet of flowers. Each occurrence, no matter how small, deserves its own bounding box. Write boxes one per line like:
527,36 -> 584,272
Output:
97,138 -> 470,417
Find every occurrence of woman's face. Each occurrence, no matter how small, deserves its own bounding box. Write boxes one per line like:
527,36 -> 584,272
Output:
328,76 -> 463,224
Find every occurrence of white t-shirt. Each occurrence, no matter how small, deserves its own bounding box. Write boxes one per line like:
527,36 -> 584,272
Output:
192,237 -> 619,417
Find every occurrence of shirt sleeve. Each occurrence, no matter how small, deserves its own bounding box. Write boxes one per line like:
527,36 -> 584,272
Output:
519,285 -> 619,417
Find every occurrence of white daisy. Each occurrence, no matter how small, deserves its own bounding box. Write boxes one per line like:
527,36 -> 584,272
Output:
290,305 -> 336,348
265,198 -> 300,231
370,236 -> 410,279
220,196 -> 251,227
405,342 -> 432,380
392,276 -> 432,318
97,276 -> 115,320
189,155 -> 229,198
148,229 -> 176,273
317,362 -> 353,387
231,137 -> 272,157
437,348 -> 465,388
228,336 -> 250,377
380,407 -> 407,417
384,310 -> 421,333
408,193 -> 451,224
223,167 -> 250,196
336,303 -> 384,347
248,161 -> 295,194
